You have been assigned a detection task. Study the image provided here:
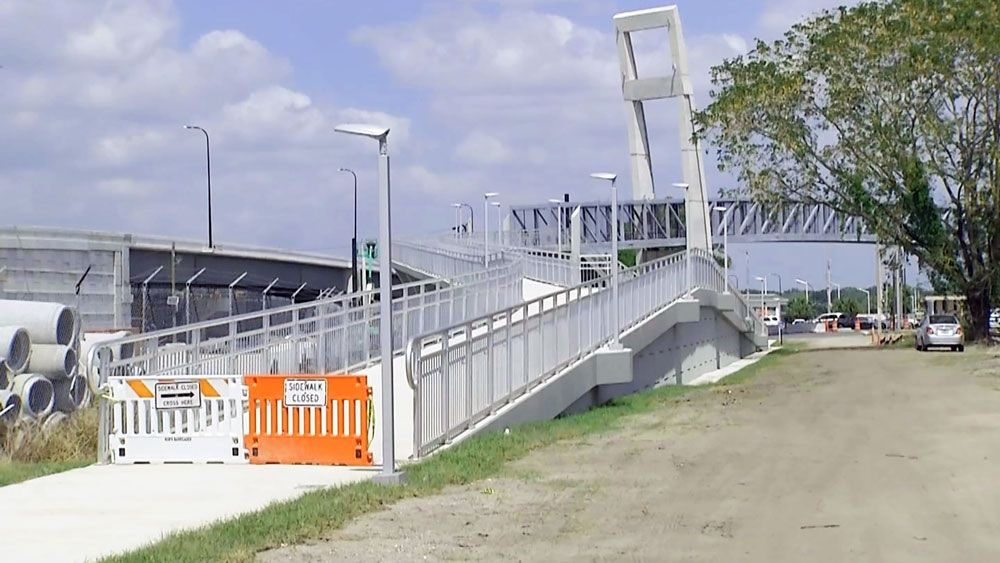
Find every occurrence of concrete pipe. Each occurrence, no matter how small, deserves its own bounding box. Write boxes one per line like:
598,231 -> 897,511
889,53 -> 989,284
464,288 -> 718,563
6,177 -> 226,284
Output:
12,373 -> 54,419
41,411 -> 68,435
0,361 -> 11,389
0,389 -> 21,424
28,344 -> 78,379
0,300 -> 78,345
53,375 -> 89,414
0,326 -> 31,375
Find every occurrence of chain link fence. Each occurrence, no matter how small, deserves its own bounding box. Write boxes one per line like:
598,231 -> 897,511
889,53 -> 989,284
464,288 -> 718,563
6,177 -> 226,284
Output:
130,285 -> 295,333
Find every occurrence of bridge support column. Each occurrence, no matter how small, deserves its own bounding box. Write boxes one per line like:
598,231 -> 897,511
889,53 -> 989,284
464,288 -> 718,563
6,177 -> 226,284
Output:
613,6 -> 713,251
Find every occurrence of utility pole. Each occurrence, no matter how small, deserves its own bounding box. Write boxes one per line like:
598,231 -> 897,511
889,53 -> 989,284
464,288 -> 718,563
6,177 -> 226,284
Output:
826,256 -> 832,314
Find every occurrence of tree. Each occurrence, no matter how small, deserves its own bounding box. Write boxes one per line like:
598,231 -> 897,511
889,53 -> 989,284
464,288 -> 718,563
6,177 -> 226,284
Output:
785,295 -> 816,320
697,0 -> 1000,340
834,296 -> 862,317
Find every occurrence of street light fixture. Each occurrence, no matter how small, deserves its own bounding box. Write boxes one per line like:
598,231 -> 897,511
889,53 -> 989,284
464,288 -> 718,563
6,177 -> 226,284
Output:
183,125 -> 213,248
859,287 -> 872,316
333,122 -> 403,485
591,173 -> 620,347
713,206 -> 730,293
338,168 -> 359,292
795,278 -> 811,303
483,192 -> 499,267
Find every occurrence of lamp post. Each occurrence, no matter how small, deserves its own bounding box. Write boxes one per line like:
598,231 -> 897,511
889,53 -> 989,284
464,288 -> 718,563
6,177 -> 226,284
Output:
548,198 -> 563,251
450,203 -> 462,238
728,274 -> 739,290
484,192 -> 499,267
754,276 -> 768,316
770,273 -> 783,345
795,278 -> 811,319
713,206 -> 730,293
859,287 -> 872,316
591,172 -> 620,347
183,125 -> 213,248
491,201 -> 503,247
338,168 -> 359,292
672,182 -> 692,293
333,122 -> 403,485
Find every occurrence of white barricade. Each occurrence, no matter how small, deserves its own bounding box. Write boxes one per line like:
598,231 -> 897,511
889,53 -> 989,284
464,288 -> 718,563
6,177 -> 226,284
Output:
108,376 -> 247,464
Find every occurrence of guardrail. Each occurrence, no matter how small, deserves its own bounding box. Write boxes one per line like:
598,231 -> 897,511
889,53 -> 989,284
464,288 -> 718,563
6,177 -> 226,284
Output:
91,261 -> 523,384
405,248 -> 762,458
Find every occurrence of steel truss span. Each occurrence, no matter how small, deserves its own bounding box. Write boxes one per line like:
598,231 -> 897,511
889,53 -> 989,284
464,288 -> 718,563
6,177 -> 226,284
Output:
511,198 -> 876,250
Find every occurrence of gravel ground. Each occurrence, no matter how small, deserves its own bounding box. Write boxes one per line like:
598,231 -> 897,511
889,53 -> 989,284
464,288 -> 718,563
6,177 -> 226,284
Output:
261,347 -> 1000,562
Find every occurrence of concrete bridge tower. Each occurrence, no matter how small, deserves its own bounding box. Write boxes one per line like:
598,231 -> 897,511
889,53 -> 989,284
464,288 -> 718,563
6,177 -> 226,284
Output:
613,5 -> 713,251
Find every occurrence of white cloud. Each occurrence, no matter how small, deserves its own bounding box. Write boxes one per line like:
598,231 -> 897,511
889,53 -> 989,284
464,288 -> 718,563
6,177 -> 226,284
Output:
455,132 -> 512,165
0,0 -> 407,253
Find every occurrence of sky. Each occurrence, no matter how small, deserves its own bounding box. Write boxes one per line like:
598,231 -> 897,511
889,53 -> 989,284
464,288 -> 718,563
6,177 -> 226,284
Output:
0,0 -> 911,289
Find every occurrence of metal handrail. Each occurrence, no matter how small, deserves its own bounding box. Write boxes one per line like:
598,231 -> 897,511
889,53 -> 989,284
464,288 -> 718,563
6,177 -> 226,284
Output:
404,247 -> 763,457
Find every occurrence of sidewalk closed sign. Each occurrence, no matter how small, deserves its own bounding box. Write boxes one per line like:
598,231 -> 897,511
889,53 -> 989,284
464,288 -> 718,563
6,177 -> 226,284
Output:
283,379 -> 327,407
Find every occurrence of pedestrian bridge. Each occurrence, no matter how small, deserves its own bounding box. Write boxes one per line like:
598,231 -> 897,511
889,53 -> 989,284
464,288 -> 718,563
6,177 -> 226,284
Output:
510,197 -> 877,250
90,232 -> 766,465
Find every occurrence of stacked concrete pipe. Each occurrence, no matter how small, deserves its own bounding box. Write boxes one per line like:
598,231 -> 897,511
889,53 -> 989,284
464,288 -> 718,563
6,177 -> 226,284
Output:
0,389 -> 21,424
11,373 -> 54,419
0,300 -> 83,432
0,326 -> 30,375
0,300 -> 78,346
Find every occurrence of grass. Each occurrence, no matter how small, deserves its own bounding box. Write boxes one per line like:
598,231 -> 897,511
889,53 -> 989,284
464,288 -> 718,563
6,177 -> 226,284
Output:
0,407 -> 98,486
103,346 -> 800,563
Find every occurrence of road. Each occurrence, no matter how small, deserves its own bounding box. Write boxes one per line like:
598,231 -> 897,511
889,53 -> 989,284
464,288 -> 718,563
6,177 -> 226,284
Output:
261,347 -> 1000,562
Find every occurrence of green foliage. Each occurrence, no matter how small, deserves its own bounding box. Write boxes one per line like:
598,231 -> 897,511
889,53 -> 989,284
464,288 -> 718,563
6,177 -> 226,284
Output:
785,294 -> 816,320
834,296 -> 862,317
618,249 -> 637,268
697,0 -> 1000,339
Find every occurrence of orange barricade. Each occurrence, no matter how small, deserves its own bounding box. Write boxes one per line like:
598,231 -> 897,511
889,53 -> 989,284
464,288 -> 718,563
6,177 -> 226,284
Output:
244,374 -> 373,466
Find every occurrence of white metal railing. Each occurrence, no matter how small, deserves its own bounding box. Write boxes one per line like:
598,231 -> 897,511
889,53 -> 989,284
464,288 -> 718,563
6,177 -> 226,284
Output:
405,248 -> 763,457
408,232 -> 614,288
91,261 -> 523,386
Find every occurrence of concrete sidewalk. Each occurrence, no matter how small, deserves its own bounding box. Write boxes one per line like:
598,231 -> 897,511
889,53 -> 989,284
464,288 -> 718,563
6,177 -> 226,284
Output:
0,464 -> 376,562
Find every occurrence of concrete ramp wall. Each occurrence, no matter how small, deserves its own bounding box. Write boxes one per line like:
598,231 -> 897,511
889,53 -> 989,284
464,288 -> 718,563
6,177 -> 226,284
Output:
461,289 -> 762,441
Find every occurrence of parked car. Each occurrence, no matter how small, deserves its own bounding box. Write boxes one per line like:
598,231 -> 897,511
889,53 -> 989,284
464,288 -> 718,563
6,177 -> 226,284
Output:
762,316 -> 781,328
791,318 -> 808,325
814,312 -> 844,326
854,314 -> 887,330
915,314 -> 964,352
837,315 -> 856,329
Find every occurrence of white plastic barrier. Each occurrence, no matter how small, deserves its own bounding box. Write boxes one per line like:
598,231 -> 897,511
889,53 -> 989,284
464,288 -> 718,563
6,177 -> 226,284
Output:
108,376 -> 247,464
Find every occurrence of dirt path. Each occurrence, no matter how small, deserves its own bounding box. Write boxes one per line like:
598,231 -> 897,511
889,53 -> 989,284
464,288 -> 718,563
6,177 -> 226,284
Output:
261,348 -> 1000,562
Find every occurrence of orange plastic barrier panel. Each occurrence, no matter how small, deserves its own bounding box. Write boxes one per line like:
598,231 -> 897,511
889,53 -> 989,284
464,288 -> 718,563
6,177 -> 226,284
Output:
245,374 -> 373,466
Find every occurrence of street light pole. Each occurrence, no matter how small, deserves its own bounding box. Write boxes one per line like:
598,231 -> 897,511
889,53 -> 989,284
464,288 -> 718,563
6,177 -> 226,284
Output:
591,173 -> 620,347
184,125 -> 213,248
795,279 -> 811,317
859,287 -> 871,316
714,206 -> 730,293
483,192 -> 499,267
770,273 -> 783,345
334,123 -> 403,485
339,168 -> 359,292
833,282 -> 842,303
451,203 -> 462,238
